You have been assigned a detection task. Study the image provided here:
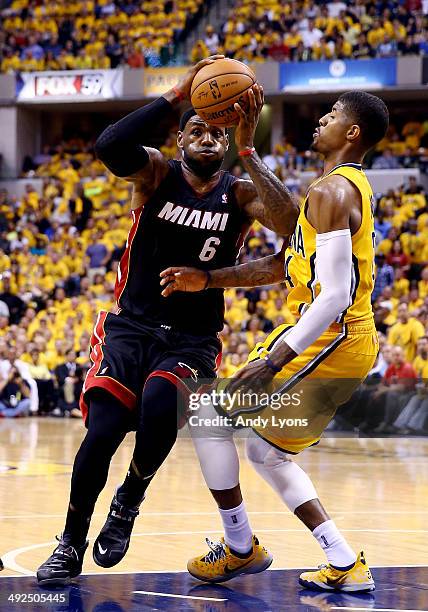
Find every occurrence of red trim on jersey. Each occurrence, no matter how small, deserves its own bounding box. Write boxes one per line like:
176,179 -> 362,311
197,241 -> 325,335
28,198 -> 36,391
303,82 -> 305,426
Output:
79,311 -> 136,422
86,310 -> 108,376
79,394 -> 89,422
80,377 -> 136,422
114,206 -> 144,306
215,347 -> 223,371
145,369 -> 191,399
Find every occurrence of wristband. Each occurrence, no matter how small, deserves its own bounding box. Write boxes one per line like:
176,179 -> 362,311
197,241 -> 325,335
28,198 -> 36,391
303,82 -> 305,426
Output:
263,355 -> 282,373
238,146 -> 256,157
203,270 -> 211,290
172,86 -> 185,101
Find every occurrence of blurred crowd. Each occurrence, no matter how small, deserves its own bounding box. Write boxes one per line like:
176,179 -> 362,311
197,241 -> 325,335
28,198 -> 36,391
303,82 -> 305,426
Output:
0,137 -> 132,417
192,0 -> 428,63
0,127 -> 426,435
1,0 -> 427,75
259,120 -> 428,180
0,0 -> 209,73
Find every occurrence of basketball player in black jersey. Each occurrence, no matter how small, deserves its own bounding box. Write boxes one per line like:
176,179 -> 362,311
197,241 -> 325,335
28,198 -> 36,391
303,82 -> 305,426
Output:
37,55 -> 299,585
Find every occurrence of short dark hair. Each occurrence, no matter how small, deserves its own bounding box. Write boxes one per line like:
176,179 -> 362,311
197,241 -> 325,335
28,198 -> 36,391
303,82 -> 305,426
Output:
338,91 -> 389,150
179,108 -> 197,131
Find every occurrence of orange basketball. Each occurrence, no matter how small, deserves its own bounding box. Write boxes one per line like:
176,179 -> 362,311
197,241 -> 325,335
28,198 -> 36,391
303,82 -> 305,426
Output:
190,58 -> 257,127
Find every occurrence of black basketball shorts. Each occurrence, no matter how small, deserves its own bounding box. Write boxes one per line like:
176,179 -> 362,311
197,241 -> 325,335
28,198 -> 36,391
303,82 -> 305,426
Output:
79,310 -> 222,423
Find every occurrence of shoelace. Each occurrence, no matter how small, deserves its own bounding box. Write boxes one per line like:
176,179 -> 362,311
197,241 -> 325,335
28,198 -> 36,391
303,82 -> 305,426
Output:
318,563 -> 341,578
44,535 -> 79,568
111,500 -> 139,521
103,502 -> 138,545
202,538 -> 227,564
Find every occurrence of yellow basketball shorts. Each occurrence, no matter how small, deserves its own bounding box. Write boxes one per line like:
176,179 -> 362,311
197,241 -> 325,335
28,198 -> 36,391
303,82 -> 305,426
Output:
244,320 -> 378,454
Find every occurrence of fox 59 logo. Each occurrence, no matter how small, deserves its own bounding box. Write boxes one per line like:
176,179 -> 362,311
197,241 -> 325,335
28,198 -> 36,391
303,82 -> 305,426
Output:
35,73 -> 104,97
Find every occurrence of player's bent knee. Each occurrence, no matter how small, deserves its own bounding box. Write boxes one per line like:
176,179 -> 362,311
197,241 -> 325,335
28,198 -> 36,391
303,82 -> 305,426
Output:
245,434 -> 318,512
246,434 -> 292,468
188,399 -> 235,440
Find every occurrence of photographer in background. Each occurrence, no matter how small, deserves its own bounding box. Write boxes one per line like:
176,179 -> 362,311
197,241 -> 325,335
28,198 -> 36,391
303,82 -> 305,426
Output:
0,362 -> 31,417
55,349 -> 85,418
0,344 -> 38,414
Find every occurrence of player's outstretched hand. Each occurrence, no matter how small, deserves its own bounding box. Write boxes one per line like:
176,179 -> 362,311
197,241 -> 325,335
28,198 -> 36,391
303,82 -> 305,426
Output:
160,266 -> 209,297
174,55 -> 225,101
234,83 -> 264,151
227,358 -> 275,396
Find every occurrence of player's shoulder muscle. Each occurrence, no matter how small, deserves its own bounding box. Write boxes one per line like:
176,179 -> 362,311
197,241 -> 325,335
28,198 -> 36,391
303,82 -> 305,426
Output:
307,174 -> 359,233
232,178 -> 263,226
233,178 -> 256,201
130,148 -> 170,210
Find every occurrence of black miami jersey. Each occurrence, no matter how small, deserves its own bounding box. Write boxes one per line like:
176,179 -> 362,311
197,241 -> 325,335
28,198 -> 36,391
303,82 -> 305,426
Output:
115,160 -> 248,334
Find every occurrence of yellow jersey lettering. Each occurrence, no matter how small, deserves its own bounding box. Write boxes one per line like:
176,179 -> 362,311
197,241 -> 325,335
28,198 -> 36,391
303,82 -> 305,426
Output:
290,224 -> 306,258
284,254 -> 295,288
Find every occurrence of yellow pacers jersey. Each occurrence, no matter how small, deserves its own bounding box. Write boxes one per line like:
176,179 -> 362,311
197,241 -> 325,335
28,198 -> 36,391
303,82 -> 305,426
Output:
285,163 -> 375,324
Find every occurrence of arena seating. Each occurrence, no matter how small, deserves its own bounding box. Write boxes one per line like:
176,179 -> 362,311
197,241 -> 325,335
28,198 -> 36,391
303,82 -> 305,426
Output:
0,0 -> 208,73
1,0 -> 427,73
192,0 -> 428,63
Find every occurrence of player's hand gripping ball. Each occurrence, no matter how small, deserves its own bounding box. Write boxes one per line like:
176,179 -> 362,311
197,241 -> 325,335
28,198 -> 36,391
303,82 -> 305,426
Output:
190,58 -> 257,127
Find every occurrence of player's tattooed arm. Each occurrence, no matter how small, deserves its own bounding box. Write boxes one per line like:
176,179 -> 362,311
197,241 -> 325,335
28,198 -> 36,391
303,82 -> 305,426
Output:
234,173 -> 299,235
232,84 -> 299,234
160,241 -> 287,296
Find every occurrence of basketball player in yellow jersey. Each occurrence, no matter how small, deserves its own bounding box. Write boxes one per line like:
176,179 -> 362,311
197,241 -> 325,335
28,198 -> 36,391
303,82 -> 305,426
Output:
160,91 -> 389,591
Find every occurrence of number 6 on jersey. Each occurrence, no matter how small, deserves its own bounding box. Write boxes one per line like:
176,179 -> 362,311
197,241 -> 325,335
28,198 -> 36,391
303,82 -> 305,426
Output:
199,236 -> 221,262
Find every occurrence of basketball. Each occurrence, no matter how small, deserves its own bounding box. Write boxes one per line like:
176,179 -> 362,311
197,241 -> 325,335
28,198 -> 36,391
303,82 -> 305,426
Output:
190,58 -> 257,127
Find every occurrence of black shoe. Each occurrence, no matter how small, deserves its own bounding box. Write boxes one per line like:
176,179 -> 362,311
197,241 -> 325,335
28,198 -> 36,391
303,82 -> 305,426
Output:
93,496 -> 139,568
37,535 -> 88,585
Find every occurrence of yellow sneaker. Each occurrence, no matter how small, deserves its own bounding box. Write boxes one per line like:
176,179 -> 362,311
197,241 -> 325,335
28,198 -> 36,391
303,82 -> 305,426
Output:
299,551 -> 375,593
187,535 -> 273,583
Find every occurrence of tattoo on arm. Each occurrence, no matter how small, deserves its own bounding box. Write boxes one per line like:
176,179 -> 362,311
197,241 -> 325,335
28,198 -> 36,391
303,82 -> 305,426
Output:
239,152 -> 299,234
209,251 -> 285,289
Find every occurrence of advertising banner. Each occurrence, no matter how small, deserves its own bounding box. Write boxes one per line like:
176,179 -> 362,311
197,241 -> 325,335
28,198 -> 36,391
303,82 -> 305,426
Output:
143,66 -> 188,97
280,58 -> 397,92
16,69 -> 124,102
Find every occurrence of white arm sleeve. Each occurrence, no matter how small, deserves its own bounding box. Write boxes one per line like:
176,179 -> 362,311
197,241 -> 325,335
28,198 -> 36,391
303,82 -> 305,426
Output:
284,229 -> 352,355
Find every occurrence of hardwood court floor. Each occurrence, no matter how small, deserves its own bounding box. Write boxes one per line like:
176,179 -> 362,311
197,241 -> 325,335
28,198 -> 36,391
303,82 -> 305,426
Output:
0,418 -> 427,578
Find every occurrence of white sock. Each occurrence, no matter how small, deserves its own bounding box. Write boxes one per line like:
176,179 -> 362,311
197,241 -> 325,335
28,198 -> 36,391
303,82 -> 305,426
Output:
219,501 -> 253,554
312,519 -> 357,568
